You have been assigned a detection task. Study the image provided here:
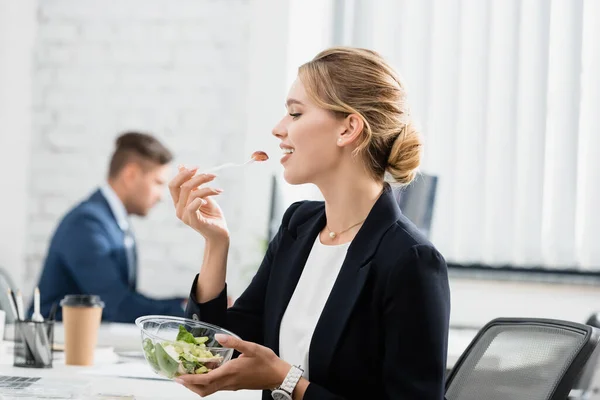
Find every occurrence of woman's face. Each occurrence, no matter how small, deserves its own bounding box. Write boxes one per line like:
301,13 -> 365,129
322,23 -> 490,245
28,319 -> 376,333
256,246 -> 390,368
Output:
272,78 -> 346,185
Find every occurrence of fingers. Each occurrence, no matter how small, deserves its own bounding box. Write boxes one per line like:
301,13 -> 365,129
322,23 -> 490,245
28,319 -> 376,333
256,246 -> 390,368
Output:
175,173 -> 217,220
168,167 -> 198,206
178,381 -> 218,398
184,188 -> 223,226
215,334 -> 258,356
176,363 -> 229,387
185,197 -> 208,227
187,187 -> 223,205
182,197 -> 205,226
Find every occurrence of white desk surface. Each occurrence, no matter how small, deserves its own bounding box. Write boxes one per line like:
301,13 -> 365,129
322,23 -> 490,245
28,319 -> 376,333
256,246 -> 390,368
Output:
0,322 -> 261,400
0,356 -> 261,399
2,325 -> 598,399
7,324 -> 563,399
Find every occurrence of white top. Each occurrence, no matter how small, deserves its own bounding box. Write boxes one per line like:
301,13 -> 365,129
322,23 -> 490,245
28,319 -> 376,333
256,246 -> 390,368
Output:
279,236 -> 351,379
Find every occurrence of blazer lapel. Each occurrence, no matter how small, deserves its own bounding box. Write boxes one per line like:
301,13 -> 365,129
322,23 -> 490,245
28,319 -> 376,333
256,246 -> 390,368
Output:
266,207 -> 326,356
308,185 -> 401,382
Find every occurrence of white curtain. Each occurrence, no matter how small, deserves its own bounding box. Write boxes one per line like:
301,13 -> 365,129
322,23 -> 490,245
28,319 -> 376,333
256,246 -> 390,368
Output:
335,0 -> 600,270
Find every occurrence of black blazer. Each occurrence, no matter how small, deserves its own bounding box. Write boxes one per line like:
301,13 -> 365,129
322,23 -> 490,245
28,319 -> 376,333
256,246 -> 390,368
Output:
186,186 -> 451,399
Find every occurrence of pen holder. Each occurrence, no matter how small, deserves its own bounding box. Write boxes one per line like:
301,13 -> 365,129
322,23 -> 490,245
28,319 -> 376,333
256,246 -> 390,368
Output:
13,320 -> 54,368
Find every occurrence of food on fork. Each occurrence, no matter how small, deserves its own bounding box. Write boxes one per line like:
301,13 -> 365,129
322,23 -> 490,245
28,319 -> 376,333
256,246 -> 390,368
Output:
179,150 -> 269,176
251,151 -> 269,162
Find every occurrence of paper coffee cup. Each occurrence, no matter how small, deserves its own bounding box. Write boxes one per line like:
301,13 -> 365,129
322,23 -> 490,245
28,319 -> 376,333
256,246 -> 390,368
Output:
60,295 -> 105,366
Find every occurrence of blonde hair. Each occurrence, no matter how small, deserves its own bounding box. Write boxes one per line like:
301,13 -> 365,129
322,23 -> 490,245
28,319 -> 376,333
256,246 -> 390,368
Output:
298,47 -> 421,185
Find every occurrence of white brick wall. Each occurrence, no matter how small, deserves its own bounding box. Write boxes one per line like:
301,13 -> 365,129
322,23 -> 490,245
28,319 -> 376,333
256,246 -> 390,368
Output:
0,0 -> 37,291
25,0 -> 257,299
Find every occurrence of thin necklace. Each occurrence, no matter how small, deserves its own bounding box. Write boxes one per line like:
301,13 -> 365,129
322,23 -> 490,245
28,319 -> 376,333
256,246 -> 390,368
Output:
326,219 -> 366,240
325,186 -> 386,240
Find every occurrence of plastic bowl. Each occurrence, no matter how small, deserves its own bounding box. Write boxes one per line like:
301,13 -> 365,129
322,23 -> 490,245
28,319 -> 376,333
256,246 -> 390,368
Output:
135,315 -> 239,379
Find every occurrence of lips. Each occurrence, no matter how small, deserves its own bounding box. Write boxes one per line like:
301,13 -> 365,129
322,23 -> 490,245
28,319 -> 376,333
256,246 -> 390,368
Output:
280,144 -> 294,163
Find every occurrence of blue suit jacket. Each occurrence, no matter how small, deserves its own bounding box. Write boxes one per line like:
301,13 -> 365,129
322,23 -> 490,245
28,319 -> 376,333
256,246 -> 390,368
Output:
32,189 -> 185,323
186,185 -> 451,400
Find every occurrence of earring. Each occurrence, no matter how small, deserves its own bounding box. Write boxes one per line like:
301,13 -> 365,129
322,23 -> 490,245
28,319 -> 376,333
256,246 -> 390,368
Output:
338,138 -> 342,143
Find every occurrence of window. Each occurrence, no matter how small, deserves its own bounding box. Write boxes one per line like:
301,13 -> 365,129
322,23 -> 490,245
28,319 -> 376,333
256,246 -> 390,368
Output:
286,0 -> 600,273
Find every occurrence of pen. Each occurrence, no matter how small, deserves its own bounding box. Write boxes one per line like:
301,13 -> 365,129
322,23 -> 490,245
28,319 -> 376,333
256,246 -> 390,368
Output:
32,288 -> 51,365
15,290 -> 24,321
48,302 -> 58,322
32,287 -> 43,322
47,302 -> 58,338
9,289 -> 42,364
6,289 -> 18,320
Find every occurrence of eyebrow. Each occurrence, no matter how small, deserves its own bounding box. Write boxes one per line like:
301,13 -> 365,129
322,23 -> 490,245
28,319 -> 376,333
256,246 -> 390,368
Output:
285,98 -> 304,107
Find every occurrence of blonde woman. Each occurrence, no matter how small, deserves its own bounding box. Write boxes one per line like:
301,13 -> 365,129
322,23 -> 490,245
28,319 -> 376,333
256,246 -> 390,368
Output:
169,47 -> 450,400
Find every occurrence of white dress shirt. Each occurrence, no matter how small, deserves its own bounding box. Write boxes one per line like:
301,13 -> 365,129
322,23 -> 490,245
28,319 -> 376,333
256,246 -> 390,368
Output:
100,183 -> 129,231
100,183 -> 136,286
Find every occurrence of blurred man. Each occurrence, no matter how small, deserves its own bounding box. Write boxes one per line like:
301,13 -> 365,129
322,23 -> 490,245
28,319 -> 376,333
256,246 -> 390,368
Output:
31,132 -> 186,322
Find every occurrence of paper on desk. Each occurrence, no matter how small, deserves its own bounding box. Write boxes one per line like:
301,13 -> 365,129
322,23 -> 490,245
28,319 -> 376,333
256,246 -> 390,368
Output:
80,362 -> 169,381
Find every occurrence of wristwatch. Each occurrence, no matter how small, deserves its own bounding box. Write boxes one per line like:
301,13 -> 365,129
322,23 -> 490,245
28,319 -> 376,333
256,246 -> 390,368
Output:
271,365 -> 304,400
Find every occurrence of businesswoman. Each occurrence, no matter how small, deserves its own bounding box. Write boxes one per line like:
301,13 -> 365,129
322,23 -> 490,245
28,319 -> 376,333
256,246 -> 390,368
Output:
169,47 -> 450,400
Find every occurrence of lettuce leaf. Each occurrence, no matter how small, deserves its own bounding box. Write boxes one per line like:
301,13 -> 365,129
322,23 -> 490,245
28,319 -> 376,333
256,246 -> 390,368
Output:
142,338 -> 160,372
176,325 -> 197,344
155,343 -> 180,378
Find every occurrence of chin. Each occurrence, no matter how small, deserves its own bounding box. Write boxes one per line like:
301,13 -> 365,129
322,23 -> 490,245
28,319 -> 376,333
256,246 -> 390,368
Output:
132,208 -> 149,217
283,169 -> 310,185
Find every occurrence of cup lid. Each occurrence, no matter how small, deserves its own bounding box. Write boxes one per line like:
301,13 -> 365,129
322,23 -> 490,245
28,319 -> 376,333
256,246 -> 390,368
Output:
60,294 -> 105,308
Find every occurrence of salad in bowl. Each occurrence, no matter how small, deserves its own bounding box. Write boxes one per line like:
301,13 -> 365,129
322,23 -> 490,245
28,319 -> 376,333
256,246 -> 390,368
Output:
135,315 -> 239,379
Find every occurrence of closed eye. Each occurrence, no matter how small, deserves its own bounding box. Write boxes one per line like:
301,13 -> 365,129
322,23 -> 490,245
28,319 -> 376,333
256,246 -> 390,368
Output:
289,113 -> 301,119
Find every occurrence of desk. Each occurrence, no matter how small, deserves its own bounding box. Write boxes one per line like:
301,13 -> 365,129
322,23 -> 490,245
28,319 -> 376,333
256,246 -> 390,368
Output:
0,366 -> 261,399
0,325 -> 486,399
0,325 -> 476,399
0,353 -> 261,399
0,322 -> 261,399
2,325 -> 595,399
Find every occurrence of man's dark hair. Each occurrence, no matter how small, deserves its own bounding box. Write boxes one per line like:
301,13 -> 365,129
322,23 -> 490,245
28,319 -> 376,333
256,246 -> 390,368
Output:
108,132 -> 173,178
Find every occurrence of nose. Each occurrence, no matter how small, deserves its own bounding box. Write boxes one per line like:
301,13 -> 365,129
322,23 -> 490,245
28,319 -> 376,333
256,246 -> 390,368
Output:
272,117 -> 287,140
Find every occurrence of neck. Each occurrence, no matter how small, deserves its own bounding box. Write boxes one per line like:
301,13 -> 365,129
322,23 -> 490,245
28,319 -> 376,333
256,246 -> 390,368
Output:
106,178 -> 130,214
316,173 -> 384,238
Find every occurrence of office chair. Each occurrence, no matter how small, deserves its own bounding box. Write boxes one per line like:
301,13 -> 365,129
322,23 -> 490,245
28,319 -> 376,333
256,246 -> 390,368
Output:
570,313 -> 600,399
445,318 -> 600,400
392,172 -> 437,238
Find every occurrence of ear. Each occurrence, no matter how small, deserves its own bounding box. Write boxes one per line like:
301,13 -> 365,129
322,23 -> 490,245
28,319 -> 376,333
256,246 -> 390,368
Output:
337,113 -> 364,147
121,162 -> 141,186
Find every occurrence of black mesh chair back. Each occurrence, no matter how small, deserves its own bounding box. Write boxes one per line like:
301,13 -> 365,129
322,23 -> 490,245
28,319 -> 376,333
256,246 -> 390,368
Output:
445,318 -> 600,400
571,313 -> 600,398
392,173 -> 437,238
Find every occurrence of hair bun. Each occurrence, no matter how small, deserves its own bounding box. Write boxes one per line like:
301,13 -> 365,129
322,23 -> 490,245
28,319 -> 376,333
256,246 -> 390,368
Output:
386,120 -> 422,185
